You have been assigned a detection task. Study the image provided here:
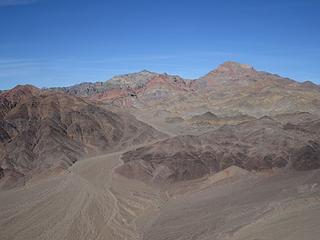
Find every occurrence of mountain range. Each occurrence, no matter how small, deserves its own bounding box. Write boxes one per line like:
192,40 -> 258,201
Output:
1,61 -> 320,240
2,61 -> 320,188
53,61 -> 320,117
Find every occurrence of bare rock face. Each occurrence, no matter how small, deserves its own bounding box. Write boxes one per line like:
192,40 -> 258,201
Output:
0,85 -> 166,189
117,115 -> 320,184
55,70 -> 196,107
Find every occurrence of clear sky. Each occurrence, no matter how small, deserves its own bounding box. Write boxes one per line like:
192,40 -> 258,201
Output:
0,0 -> 319,89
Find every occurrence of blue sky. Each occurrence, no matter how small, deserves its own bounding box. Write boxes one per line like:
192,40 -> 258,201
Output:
0,0 -> 319,89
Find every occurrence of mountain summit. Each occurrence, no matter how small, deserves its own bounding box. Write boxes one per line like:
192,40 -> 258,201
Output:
215,61 -> 254,72
199,61 -> 270,87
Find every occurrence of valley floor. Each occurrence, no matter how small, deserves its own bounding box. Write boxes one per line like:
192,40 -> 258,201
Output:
1,147 -> 320,240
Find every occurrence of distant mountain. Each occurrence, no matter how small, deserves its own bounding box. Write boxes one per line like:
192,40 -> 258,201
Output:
197,61 -> 286,87
150,61 -> 320,118
53,70 -> 196,107
51,81 -> 106,97
54,61 -> 320,117
0,85 -> 166,189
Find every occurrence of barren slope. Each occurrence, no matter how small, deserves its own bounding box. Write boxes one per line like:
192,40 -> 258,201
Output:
141,169 -> 320,240
0,85 -> 166,189
117,116 -> 320,183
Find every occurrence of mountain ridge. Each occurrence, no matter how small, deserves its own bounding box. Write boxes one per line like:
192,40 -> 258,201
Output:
51,61 -> 319,93
0,86 -> 167,189
42,61 -> 320,119
117,114 -> 320,183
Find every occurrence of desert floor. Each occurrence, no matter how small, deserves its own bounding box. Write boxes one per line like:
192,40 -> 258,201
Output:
1,147 -> 320,240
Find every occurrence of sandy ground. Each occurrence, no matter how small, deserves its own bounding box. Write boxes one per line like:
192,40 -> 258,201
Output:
1,149 -> 320,240
0,151 -> 164,240
142,169 -> 320,240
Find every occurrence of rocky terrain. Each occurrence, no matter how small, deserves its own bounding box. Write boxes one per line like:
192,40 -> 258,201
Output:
117,114 -> 320,183
1,61 -> 320,240
0,85 -> 166,189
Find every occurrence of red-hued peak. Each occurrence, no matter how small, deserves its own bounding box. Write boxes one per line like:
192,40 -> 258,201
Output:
216,61 -> 254,72
1,84 -> 40,104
